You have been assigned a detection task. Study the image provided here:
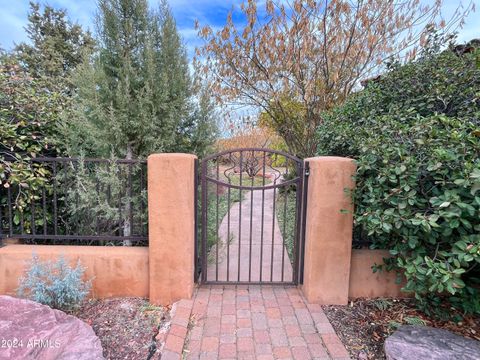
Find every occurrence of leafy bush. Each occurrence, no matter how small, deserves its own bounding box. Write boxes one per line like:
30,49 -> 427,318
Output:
317,33 -> 480,316
0,55 -> 65,233
17,254 -> 92,311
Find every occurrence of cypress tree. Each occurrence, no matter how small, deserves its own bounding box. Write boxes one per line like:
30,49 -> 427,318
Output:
15,2 -> 95,83
63,0 -> 218,243
65,0 -> 217,159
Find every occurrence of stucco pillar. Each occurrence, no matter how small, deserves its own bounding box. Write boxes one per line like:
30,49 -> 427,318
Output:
301,156 -> 356,304
148,153 -> 196,305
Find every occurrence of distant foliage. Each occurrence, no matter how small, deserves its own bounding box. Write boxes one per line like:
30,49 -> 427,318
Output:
17,255 -> 92,311
14,2 -> 95,83
196,0 -> 472,158
317,32 -> 480,316
217,124 -> 272,151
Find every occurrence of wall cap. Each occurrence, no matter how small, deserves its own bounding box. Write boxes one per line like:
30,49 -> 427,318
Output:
0,244 -> 148,255
147,153 -> 197,161
305,156 -> 355,163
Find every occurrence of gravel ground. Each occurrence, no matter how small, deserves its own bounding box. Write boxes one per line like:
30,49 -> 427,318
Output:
74,298 -> 170,360
323,298 -> 480,360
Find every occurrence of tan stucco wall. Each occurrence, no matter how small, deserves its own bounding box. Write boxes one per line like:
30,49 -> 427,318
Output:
0,244 -> 149,298
349,249 -> 406,298
302,156 -> 357,305
147,153 -> 196,306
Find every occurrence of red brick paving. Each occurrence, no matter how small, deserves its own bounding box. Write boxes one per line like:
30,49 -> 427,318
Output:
160,299 -> 194,359
180,286 -> 350,359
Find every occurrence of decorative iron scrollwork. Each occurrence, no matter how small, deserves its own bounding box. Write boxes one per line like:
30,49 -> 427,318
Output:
203,148 -> 301,188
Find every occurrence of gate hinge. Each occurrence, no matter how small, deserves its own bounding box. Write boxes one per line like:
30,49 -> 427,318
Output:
304,162 -> 310,177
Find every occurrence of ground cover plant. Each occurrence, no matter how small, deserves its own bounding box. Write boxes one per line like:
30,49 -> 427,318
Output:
317,32 -> 480,317
17,255 -> 92,311
276,189 -> 297,263
323,298 -> 480,360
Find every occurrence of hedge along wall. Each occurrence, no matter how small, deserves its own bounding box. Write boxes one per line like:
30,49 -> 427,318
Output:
0,245 -> 149,298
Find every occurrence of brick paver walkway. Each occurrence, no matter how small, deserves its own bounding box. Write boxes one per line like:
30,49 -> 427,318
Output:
160,174 -> 349,359
165,286 -> 350,360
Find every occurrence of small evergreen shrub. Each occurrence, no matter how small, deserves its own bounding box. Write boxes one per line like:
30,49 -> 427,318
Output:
17,254 -> 92,311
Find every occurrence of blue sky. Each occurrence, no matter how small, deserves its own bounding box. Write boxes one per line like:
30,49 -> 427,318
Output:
0,0 -> 249,58
0,0 -> 479,59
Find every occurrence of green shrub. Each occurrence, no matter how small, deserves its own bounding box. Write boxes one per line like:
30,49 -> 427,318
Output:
317,32 -> 480,316
65,156 -> 148,245
0,55 -> 65,233
17,254 -> 92,311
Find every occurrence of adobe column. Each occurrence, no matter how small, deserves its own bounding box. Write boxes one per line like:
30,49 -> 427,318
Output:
148,153 -> 196,305
301,156 -> 356,304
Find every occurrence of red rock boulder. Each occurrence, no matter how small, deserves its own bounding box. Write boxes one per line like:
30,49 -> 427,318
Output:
0,296 -> 103,360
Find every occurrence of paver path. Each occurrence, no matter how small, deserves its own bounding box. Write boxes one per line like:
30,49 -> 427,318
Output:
159,173 -> 350,359
206,185 -> 293,283
173,286 -> 350,360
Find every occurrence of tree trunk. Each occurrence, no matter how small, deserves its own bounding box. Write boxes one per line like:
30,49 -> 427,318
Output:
123,144 -> 133,246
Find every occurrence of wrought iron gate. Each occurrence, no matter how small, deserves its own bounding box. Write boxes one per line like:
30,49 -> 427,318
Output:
195,148 -> 308,285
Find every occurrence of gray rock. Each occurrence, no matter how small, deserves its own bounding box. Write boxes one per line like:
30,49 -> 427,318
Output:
0,295 -> 104,360
385,325 -> 480,360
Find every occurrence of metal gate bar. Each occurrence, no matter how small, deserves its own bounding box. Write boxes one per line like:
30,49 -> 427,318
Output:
197,148 -> 307,285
